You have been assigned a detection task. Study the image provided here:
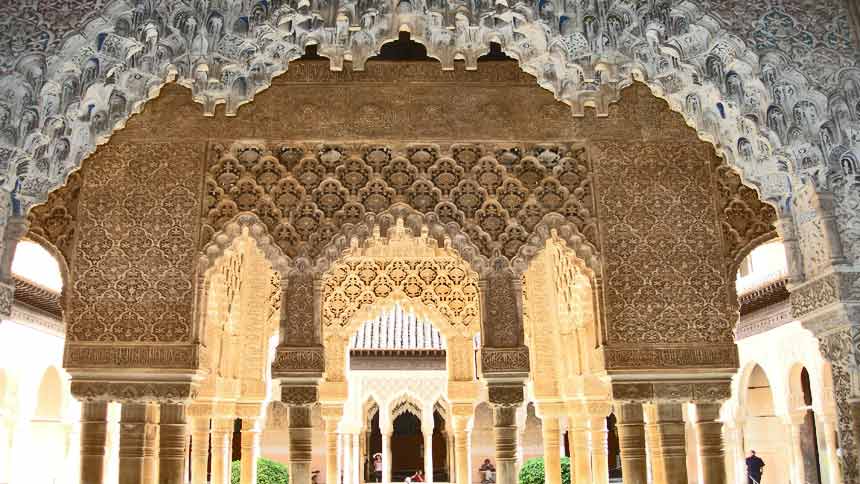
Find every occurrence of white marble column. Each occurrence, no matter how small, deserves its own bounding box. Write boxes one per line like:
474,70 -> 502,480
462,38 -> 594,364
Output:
323,411 -> 341,484
241,418 -> 263,484
423,429 -> 434,483
787,414 -> 807,484
615,403 -> 647,484
343,433 -> 354,484
536,403 -> 565,484
586,404 -> 610,484
422,406 -> 435,484
210,417 -> 234,484
118,402 -> 159,484
381,431 -> 392,484
821,416 -> 843,484
353,433 -> 361,484
693,403 -> 725,484
158,403 -> 188,484
645,403 -> 687,484
80,401 -> 109,484
189,417 -> 210,484
451,404 -> 474,484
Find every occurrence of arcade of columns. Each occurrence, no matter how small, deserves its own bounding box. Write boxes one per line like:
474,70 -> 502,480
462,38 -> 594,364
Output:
9,53 -> 856,484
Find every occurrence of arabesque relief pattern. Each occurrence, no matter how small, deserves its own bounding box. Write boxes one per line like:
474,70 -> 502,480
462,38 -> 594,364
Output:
1,0 -> 858,229
319,222 -> 481,383
204,141 -> 597,264
62,141 -> 205,376
594,141 -> 733,345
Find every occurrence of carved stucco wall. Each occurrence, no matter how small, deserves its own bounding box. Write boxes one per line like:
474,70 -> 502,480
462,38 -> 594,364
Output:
33,60 -> 775,387
0,0 -> 858,225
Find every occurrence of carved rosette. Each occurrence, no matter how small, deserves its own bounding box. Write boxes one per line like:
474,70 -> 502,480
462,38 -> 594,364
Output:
70,381 -> 198,403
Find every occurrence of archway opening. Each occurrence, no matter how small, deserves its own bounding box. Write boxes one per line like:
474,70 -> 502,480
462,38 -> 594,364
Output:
11,239 -> 63,293
431,405 -> 450,482
391,404 -> 424,481
742,364 -> 790,484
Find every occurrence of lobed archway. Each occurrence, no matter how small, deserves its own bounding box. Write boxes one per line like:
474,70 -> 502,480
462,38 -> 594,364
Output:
2,0 -> 858,224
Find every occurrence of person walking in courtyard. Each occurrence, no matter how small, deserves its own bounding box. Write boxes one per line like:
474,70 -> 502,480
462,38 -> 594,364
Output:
745,450 -> 765,484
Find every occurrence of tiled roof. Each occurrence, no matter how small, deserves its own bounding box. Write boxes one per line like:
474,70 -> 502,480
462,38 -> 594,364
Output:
350,304 -> 444,350
14,275 -> 62,320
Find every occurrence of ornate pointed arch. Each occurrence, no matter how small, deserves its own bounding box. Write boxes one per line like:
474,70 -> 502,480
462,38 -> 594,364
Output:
3,0 -> 858,218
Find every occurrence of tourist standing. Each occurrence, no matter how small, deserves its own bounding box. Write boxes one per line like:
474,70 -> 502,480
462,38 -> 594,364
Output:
745,450 -> 765,484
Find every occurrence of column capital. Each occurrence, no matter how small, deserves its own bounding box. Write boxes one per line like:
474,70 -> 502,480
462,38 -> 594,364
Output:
487,383 -> 525,407
320,403 -> 344,421
584,400 -> 612,417
281,383 -> 319,406
534,401 -> 566,419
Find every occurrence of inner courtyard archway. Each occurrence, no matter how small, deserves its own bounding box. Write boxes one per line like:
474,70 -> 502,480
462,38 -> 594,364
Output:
16,46 -> 800,484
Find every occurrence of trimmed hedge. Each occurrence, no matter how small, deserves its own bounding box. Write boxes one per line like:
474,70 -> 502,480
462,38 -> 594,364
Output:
230,458 -> 290,484
517,456 -> 571,484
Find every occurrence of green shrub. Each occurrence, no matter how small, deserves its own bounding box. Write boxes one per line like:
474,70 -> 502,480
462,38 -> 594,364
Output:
230,457 -> 290,484
517,456 -> 571,484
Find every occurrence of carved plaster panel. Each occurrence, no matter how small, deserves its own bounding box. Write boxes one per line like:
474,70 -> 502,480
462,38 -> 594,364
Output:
64,141 -> 205,371
593,141 -> 735,348
2,0 -> 859,232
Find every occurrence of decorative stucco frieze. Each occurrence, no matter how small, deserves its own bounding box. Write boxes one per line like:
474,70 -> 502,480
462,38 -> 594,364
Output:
1,0 -> 859,226
70,380 -> 198,402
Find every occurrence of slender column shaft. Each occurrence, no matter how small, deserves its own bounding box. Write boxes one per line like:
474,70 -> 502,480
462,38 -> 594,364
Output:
588,415 -> 609,484
80,401 -> 109,484
158,403 -> 188,484
448,433 -> 455,482
210,418 -> 233,484
289,406 -> 314,484
645,403 -> 687,484
568,413 -> 591,484
822,419 -> 843,484
353,433 -> 360,484
615,403 -> 647,484
241,418 -> 262,484
694,403 -> 725,484
491,406 -> 518,484
453,418 -> 471,484
189,417 -> 210,484
343,433 -> 353,484
423,428 -> 434,483
541,416 -> 562,484
119,402 -> 159,484
381,432 -> 392,484
325,419 -> 339,484
788,420 -> 806,484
